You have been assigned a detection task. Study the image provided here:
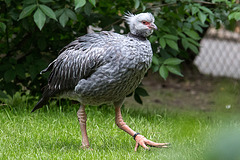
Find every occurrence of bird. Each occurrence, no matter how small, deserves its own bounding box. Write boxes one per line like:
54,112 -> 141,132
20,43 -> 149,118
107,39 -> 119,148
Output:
32,12 -> 169,151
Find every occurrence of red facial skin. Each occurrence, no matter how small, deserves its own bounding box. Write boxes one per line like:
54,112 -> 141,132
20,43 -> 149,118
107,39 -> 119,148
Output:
142,21 -> 157,30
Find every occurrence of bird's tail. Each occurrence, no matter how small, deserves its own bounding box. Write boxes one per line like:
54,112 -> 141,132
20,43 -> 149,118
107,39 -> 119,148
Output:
31,86 -> 56,112
31,97 -> 49,112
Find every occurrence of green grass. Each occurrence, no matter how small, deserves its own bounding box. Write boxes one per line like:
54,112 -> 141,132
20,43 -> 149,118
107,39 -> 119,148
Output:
0,78 -> 240,160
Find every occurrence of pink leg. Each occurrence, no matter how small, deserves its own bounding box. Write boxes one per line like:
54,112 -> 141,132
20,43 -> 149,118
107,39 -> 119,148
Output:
77,105 -> 90,148
115,106 -> 169,151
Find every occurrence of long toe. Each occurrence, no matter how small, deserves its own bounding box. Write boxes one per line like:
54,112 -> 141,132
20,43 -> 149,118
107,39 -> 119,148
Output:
134,135 -> 170,151
147,141 -> 170,148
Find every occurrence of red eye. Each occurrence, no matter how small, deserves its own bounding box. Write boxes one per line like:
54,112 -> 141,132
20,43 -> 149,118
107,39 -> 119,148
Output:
142,21 -> 148,25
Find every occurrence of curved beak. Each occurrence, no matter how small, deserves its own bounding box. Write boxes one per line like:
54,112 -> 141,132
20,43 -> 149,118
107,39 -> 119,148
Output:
148,23 -> 157,30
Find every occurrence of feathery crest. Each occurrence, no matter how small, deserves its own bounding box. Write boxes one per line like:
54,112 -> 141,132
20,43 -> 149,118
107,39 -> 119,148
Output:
123,12 -> 135,25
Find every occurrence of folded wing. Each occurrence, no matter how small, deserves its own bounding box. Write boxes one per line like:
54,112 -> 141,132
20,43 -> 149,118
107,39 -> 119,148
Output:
32,32 -> 117,112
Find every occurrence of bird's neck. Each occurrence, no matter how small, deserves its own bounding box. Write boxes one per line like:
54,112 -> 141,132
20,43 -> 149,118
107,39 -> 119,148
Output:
128,32 -> 147,41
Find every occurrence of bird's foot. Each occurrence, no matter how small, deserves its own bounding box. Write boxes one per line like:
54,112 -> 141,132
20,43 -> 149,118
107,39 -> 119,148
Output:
134,134 -> 169,151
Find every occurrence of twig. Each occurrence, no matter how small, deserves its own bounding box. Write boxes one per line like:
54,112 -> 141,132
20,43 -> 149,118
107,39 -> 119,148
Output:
102,1 -> 216,31
102,19 -> 123,31
154,2 -> 176,7
3,3 -> 9,52
193,1 -> 216,5
149,1 -> 216,8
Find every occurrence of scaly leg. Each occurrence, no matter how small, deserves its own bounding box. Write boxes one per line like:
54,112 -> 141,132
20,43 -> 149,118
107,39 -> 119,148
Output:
77,105 -> 90,148
115,106 -> 169,151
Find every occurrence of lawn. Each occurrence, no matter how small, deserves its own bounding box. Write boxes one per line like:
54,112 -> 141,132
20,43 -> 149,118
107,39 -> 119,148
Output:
0,77 -> 240,160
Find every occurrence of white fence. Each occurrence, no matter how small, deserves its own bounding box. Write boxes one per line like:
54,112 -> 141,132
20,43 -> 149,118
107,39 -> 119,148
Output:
194,27 -> 240,79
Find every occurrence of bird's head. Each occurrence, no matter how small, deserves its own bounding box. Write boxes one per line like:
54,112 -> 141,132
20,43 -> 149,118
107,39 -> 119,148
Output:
124,12 -> 157,38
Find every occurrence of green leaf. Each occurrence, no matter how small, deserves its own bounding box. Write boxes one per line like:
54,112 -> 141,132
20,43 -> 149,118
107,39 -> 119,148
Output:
134,0 -> 140,9
198,11 -> 207,24
233,6 -> 240,11
160,26 -> 170,32
186,38 -> 199,46
134,93 -> 142,104
84,2 -> 92,16
184,30 -> 200,40
152,65 -> 159,72
188,43 -> 199,54
37,37 -> 46,50
159,37 -> 166,49
4,69 -> 16,82
23,0 -> 35,4
166,39 -> 178,51
191,6 -> 199,15
152,55 -> 159,65
15,64 -> 25,79
193,23 -> 203,33
39,4 -> 57,21
234,12 -> 240,21
0,22 -> 6,33
135,87 -> 149,97
55,9 -> 64,17
39,0 -> 53,3
19,4 -> 37,20
141,1 -> 146,11
163,34 -> 179,40
0,90 -> 8,99
209,14 -> 215,25
149,35 -> 157,43
199,6 -> 213,14
29,66 -> 38,80
229,12 -> 240,21
9,58 -> 17,64
88,0 -> 96,7
181,38 -> 189,50
159,65 -> 168,80
4,0 -> 11,5
183,22 -> 191,29
59,12 -> 69,27
33,8 -> 46,30
65,8 -> 77,20
166,65 -> 183,77
229,12 -> 236,20
75,0 -> 86,10
152,56 -> 159,66
0,64 -> 11,71
164,58 -> 184,65
177,31 -> 186,38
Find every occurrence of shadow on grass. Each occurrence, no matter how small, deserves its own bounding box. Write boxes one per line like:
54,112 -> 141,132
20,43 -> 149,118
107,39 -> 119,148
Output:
36,138 -> 82,152
36,136 -> 135,153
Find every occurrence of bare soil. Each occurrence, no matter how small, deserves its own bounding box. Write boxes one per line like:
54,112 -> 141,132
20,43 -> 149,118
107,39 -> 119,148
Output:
125,70 -> 218,111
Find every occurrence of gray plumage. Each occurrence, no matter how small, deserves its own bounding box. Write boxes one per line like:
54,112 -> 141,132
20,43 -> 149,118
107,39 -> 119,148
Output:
32,12 -> 156,112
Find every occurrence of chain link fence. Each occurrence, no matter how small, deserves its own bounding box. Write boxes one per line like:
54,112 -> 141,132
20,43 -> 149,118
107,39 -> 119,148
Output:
194,27 -> 240,79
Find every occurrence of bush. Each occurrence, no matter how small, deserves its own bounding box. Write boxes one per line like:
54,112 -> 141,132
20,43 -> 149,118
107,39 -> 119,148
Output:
0,0 -> 239,102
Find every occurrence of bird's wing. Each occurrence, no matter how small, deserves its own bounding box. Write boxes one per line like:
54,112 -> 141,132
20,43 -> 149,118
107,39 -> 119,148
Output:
32,31 -> 119,112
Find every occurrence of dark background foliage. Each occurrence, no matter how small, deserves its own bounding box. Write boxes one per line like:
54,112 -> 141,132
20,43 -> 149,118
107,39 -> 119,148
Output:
0,0 -> 239,103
